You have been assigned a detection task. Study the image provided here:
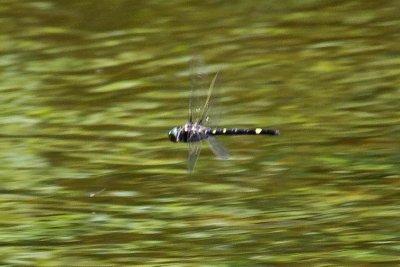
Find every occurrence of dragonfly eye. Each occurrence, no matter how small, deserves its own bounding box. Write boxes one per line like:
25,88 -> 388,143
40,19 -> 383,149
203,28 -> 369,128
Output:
168,127 -> 179,142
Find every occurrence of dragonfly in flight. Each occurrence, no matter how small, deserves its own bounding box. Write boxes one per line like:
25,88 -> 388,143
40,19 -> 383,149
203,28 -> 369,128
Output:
169,59 -> 280,173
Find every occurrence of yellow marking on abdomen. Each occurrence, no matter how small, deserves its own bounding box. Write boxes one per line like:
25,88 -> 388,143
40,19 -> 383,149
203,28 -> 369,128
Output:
223,128 -> 226,133
255,128 -> 262,134
212,129 -> 217,134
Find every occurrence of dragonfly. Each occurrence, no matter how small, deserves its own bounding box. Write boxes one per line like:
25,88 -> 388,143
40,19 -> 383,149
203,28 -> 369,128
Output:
168,60 -> 280,173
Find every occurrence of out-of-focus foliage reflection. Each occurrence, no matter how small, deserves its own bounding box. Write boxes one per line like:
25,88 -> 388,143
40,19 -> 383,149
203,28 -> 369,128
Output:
0,0 -> 399,265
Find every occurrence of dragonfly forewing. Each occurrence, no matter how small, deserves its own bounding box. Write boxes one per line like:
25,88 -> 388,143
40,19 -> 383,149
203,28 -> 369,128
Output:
189,56 -> 208,124
188,140 -> 202,173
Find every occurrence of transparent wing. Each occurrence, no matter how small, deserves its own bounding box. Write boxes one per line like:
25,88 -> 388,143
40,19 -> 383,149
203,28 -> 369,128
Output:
200,71 -> 218,124
187,56 -> 222,173
207,136 -> 230,160
188,56 -> 219,125
189,56 -> 208,123
188,141 -> 202,173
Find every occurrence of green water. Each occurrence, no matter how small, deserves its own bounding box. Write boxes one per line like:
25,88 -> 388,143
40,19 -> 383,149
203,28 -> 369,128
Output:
1,0 -> 399,265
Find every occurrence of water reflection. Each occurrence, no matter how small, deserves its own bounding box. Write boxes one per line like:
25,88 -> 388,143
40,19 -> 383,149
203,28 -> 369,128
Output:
0,0 -> 399,265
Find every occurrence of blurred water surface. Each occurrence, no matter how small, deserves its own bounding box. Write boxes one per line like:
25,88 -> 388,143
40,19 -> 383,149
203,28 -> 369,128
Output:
0,0 -> 399,265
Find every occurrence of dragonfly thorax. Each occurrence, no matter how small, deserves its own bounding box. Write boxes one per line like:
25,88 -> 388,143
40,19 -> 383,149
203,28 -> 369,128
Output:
168,123 -> 209,143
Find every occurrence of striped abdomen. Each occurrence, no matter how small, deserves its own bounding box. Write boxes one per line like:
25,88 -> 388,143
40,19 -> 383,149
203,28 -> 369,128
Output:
208,128 -> 280,136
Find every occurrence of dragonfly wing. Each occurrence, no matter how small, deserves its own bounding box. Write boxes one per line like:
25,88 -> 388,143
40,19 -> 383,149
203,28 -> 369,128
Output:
189,56 -> 220,125
189,56 -> 207,123
207,136 -> 230,160
188,140 -> 202,173
199,72 -> 218,123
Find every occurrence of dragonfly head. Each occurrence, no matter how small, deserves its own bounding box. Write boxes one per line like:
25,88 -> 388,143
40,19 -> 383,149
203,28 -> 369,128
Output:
168,126 -> 181,142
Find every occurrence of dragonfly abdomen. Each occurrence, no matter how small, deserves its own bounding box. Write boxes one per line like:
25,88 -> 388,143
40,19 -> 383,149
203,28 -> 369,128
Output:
208,128 -> 280,136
